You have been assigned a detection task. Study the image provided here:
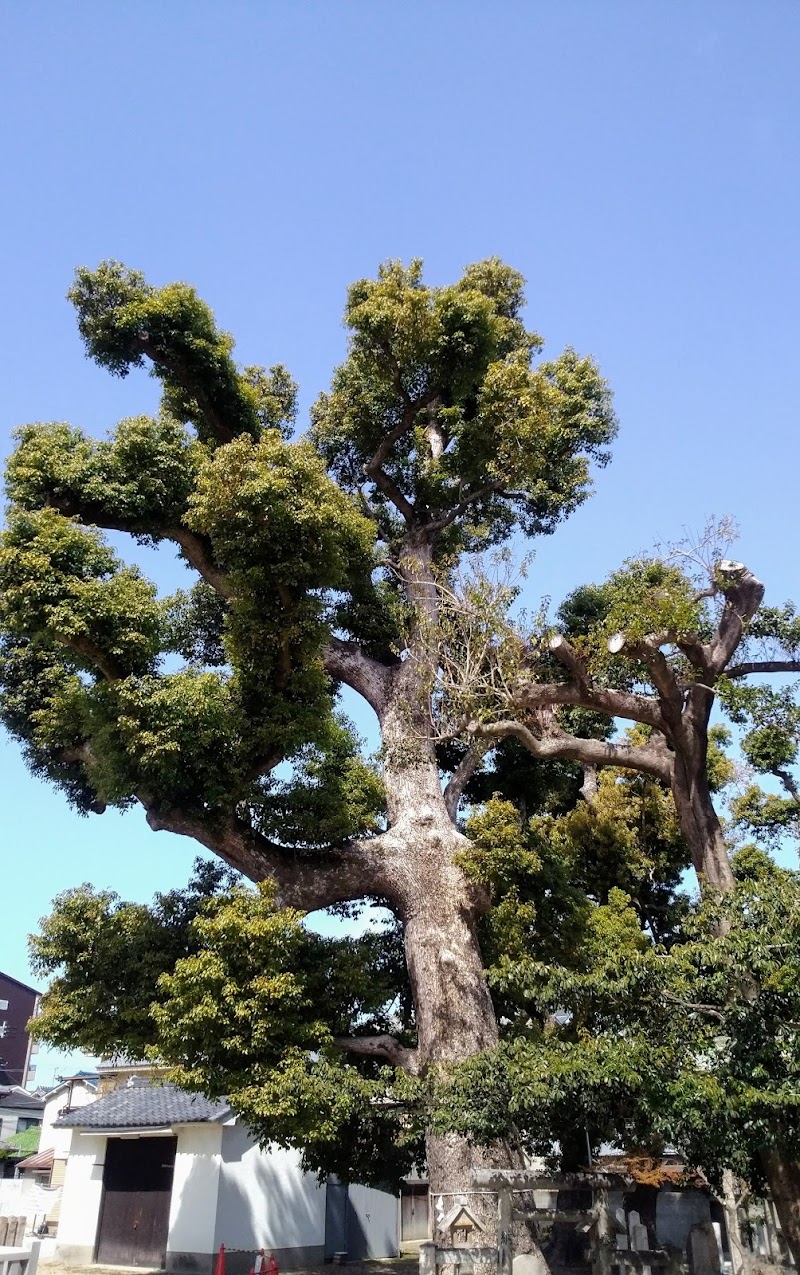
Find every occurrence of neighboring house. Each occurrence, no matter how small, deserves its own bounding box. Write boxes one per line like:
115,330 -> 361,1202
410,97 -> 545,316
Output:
11,1072 -> 100,1234
0,1088 -> 44,1148
0,973 -> 40,1089
34,1073 -> 99,1187
0,1087 -> 44,1182
53,1078 -> 399,1272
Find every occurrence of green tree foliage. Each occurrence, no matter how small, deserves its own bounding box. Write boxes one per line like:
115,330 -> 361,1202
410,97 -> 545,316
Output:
31,861 -> 416,1184
7,260 -> 800,1207
427,847 -> 800,1190
310,260 -> 614,553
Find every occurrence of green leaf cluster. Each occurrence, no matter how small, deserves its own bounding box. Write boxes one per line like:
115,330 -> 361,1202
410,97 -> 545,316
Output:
430,849 -> 800,1187
31,861 -> 417,1186
68,262 -> 296,445
311,258 -> 616,551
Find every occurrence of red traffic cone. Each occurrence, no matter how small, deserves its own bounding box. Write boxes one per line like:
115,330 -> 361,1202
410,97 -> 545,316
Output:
214,1246 -> 226,1275
268,1257 -> 279,1275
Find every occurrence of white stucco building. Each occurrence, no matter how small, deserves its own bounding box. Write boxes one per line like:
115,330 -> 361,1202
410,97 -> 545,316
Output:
53,1079 -> 399,1272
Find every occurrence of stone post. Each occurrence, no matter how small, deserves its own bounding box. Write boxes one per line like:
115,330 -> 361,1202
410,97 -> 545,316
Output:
592,1187 -> 613,1275
498,1186 -> 512,1275
420,1241 -> 437,1275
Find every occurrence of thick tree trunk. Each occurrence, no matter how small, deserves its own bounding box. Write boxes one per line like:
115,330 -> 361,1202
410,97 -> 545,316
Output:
762,1152 -> 800,1268
379,670 -> 533,1235
720,1170 -> 751,1275
671,750 -> 735,892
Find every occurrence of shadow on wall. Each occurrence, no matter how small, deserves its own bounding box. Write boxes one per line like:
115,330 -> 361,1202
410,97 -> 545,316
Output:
217,1125 -> 325,1275
167,1123 -> 398,1275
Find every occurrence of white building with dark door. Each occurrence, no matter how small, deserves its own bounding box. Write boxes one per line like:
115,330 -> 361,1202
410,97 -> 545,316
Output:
52,1080 -> 399,1272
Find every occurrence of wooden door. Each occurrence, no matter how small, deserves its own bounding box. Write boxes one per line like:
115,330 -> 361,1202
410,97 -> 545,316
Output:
96,1136 -> 177,1267
401,1184 -> 430,1241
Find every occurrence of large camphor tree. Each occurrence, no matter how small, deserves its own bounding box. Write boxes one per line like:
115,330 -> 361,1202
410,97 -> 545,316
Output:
0,258 -> 617,1202
4,260 -> 800,1248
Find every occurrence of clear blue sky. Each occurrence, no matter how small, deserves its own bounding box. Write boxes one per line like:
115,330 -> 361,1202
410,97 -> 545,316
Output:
1,3 -> 798,1083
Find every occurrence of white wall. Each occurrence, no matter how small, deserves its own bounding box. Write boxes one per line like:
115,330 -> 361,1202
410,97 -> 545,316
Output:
0,1177 -> 58,1222
168,1124 -> 224,1258
54,1133 -> 106,1251
40,1083 -> 97,1157
213,1125 -> 326,1253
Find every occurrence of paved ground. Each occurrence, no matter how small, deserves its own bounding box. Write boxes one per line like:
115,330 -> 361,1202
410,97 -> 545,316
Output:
41,1259 -> 421,1275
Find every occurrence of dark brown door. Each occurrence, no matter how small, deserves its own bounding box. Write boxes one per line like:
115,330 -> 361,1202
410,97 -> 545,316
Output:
96,1136 -> 177,1267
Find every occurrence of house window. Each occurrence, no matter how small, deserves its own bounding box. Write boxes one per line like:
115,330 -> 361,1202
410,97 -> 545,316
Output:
16,1118 -> 41,1133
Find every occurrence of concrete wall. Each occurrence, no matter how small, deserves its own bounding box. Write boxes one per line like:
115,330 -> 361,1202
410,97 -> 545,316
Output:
0,1177 -> 56,1221
53,1132 -> 106,1266
212,1125 -> 327,1272
167,1124 -> 224,1274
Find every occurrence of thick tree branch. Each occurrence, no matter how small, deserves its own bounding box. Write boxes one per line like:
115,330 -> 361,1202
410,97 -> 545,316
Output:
368,384 -> 439,473
366,467 -> 416,523
548,634 -> 592,689
323,637 -> 393,715
726,660 -> 800,679
514,674 -> 666,732
421,481 -> 503,534
443,747 -> 485,820
472,716 -> 673,783
333,1033 -> 420,1073
774,766 -> 800,805
141,799 -> 399,912
59,634 -> 125,682
363,386 -> 440,525
137,337 -> 238,445
580,764 -> 599,803
168,527 -> 234,600
43,491 -> 234,602
708,561 -> 766,674
606,631 -> 685,711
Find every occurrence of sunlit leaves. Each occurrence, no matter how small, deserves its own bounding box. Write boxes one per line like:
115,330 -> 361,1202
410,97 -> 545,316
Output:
31,865 -> 418,1185
251,717 -> 385,849
0,508 -> 161,676
68,261 -> 264,445
431,853 -> 800,1184
310,257 -> 616,550
187,432 -> 375,592
30,861 -> 239,1057
7,416 -> 203,538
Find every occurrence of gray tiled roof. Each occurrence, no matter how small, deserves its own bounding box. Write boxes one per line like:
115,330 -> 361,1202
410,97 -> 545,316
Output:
0,1088 -> 45,1111
55,1083 -> 230,1129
